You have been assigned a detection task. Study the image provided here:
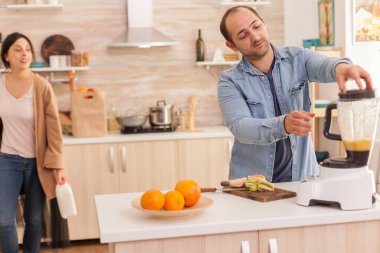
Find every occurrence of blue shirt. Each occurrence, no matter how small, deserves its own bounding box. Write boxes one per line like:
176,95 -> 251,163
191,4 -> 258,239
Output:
218,45 -> 351,182
264,58 -> 293,182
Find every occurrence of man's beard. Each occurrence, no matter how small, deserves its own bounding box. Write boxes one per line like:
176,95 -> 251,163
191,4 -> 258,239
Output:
244,40 -> 270,60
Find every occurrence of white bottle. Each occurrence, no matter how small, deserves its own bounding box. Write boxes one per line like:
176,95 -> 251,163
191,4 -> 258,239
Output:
56,180 -> 77,219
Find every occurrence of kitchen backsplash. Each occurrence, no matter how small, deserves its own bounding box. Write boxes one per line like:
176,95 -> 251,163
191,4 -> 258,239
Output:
0,0 -> 284,126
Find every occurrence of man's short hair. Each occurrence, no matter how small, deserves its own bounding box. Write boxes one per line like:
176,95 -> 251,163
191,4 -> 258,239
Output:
220,6 -> 263,43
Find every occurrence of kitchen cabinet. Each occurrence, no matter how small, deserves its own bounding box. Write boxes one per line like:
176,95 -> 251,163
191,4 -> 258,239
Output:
64,143 -> 119,240
105,221 -> 380,253
117,141 -> 178,193
64,140 -> 178,240
178,137 -> 231,187
109,231 -> 259,253
258,221 -> 380,253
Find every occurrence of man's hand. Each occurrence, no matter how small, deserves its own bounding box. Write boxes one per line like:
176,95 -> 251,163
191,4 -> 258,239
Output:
335,63 -> 373,92
284,111 -> 315,137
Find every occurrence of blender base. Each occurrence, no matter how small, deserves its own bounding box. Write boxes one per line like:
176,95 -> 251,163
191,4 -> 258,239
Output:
296,165 -> 376,210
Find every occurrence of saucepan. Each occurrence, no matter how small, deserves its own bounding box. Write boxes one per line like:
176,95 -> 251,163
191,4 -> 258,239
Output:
116,115 -> 148,128
149,100 -> 174,127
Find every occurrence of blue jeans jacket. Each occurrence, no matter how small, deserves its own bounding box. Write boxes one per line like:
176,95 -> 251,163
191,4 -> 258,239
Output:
218,46 -> 351,182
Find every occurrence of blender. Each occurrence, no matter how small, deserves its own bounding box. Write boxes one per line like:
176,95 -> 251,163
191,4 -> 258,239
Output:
297,90 -> 379,210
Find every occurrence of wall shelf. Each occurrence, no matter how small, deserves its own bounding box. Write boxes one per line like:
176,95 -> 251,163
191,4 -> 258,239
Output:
6,4 -> 63,10
0,66 -> 88,84
196,61 -> 238,67
0,66 -> 89,73
220,1 -> 271,6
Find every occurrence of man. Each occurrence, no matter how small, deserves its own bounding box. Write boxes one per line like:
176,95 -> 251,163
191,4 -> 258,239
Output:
218,6 -> 373,182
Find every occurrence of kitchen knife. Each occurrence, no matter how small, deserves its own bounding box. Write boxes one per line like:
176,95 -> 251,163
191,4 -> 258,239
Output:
201,187 -> 247,193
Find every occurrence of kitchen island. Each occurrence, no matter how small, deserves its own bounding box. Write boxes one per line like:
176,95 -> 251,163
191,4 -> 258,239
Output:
95,182 -> 380,253
63,126 -> 235,240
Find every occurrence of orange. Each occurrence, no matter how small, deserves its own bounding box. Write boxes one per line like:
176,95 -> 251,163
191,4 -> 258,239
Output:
140,189 -> 165,210
175,179 -> 201,207
163,190 -> 185,211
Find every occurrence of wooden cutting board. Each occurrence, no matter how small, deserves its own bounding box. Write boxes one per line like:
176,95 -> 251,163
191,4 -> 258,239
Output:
226,188 -> 296,202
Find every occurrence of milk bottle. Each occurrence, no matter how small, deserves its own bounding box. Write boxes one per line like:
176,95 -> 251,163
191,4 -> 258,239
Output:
56,180 -> 77,219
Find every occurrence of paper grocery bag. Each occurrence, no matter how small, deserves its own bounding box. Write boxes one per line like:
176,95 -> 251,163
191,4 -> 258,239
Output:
71,90 -> 107,137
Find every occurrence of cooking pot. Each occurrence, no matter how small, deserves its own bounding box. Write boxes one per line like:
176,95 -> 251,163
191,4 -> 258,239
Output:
149,100 -> 174,126
116,115 -> 147,128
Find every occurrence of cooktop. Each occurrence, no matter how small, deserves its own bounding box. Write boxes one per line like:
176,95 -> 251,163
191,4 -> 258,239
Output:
121,126 -> 176,134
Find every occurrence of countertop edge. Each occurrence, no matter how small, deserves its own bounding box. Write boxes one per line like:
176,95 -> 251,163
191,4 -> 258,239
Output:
64,126 -> 233,145
95,183 -> 380,244
99,208 -> 380,243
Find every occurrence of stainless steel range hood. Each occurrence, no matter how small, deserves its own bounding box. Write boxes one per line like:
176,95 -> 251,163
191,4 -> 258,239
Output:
110,27 -> 177,48
110,0 -> 177,48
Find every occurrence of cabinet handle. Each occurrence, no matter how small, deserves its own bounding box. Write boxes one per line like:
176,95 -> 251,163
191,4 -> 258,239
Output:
109,146 -> 115,173
269,238 -> 278,253
241,240 -> 250,253
121,146 -> 127,173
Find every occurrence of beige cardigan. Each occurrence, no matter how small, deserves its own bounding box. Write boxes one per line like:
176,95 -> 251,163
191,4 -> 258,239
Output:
0,72 -> 64,200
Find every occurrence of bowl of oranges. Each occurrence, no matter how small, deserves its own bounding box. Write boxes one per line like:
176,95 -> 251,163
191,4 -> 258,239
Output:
131,179 -> 213,217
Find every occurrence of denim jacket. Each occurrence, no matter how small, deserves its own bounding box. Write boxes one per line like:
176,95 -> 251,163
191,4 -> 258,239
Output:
218,46 -> 351,182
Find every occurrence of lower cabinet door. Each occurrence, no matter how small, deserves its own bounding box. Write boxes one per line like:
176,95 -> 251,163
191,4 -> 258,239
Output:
177,137 -> 232,187
111,231 -> 259,253
118,140 -> 178,193
64,143 -> 119,240
258,221 -> 380,253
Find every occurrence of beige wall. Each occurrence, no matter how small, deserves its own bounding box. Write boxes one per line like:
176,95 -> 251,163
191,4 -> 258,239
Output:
0,0 -> 284,126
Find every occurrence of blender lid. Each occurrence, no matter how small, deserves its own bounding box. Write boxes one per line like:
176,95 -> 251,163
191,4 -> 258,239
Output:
338,89 -> 375,100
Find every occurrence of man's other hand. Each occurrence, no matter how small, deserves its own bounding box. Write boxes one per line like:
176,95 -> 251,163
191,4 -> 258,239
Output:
284,111 -> 315,137
335,63 -> 373,92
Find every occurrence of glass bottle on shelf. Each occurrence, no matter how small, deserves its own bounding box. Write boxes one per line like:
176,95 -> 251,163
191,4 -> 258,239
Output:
196,29 -> 205,62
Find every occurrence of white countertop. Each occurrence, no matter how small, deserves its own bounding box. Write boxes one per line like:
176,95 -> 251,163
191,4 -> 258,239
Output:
63,126 -> 233,145
95,182 -> 380,243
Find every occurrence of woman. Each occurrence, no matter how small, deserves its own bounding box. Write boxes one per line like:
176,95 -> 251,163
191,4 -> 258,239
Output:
0,32 -> 65,253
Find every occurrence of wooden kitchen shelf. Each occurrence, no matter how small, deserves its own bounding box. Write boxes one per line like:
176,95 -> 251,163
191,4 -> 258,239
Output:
196,61 -> 239,69
6,4 -> 63,10
0,66 -> 89,73
220,1 -> 271,6
0,66 -> 88,84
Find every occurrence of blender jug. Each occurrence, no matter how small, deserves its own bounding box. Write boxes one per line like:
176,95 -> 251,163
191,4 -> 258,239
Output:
323,90 -> 379,167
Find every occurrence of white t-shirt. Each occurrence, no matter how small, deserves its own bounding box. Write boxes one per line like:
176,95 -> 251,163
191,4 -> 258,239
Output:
0,74 -> 36,158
